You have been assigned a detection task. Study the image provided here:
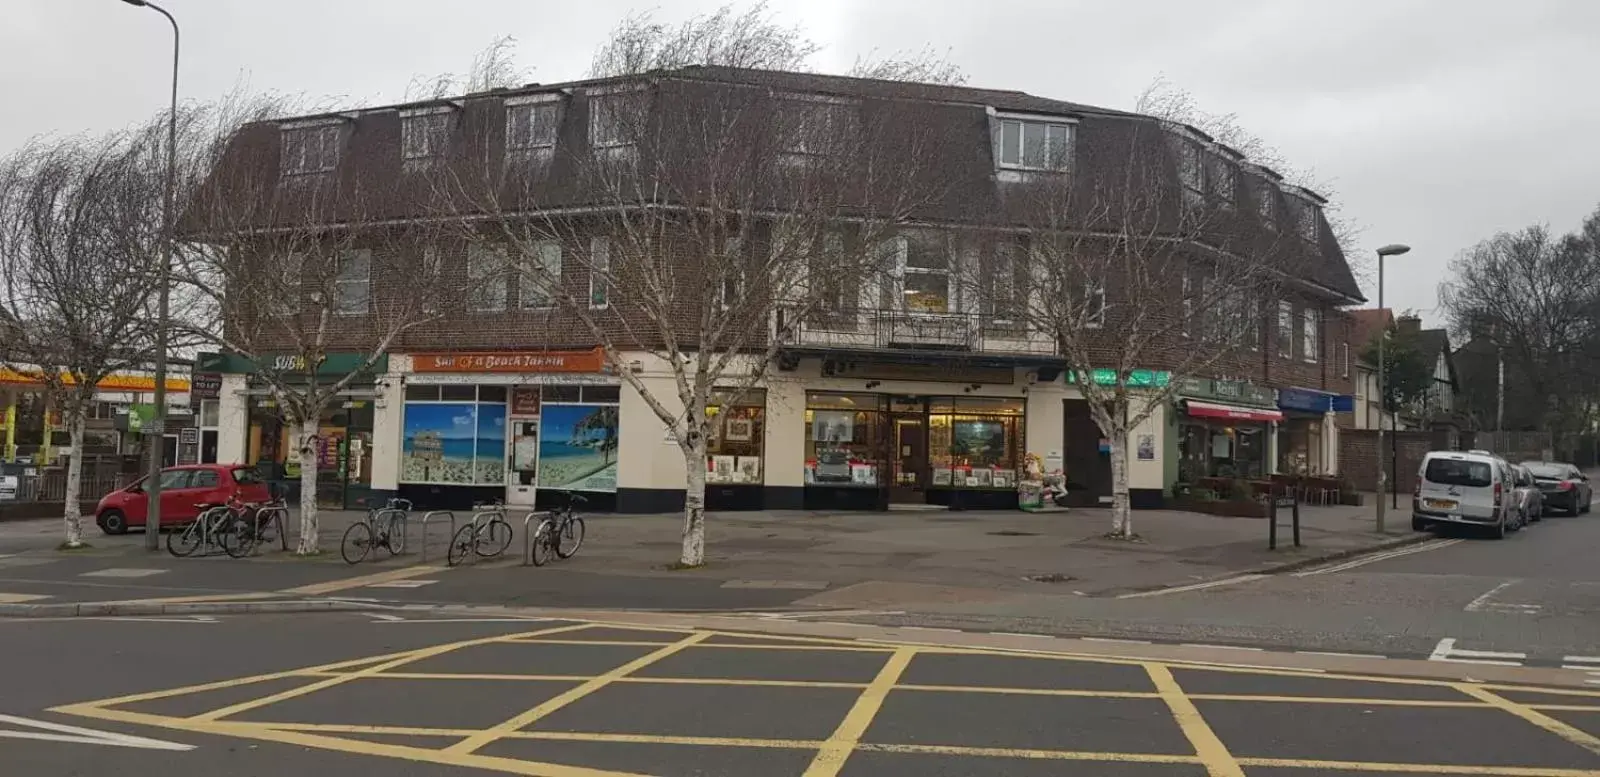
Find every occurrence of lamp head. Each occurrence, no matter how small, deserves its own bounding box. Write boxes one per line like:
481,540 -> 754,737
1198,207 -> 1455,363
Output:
1376,244 -> 1411,257
120,0 -> 151,5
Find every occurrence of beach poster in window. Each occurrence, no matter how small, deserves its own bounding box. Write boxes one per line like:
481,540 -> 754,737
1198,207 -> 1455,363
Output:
711,455 -> 736,483
475,402 -> 507,484
538,403 -> 620,492
401,403 -> 476,484
812,411 -> 854,444
736,455 -> 761,483
952,419 -> 1005,464
725,417 -> 754,442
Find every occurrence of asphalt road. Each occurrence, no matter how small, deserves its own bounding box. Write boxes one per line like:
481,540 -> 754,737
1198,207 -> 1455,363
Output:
7,612 -> 1600,777
843,505 -> 1600,668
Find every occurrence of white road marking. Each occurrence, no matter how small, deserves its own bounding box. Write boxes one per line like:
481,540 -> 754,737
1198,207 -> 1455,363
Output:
0,713 -> 193,751
1116,573 -> 1266,599
363,613 -> 406,622
899,626 -> 963,634
79,568 -> 167,579
94,616 -> 217,624
992,632 -> 1054,639
1081,637 -> 1152,645
1181,643 -> 1264,652
747,610 -> 904,621
363,579 -> 438,589
1294,539 -> 1462,577
1428,637 -> 1526,666
1563,655 -> 1600,664
1464,580 -> 1519,612
1296,650 -> 1387,660
0,593 -> 50,603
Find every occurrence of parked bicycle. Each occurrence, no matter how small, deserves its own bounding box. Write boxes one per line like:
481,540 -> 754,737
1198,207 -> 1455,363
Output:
528,494 -> 587,567
168,494 -> 252,558
446,500 -> 514,567
223,496 -> 288,558
341,498 -> 413,564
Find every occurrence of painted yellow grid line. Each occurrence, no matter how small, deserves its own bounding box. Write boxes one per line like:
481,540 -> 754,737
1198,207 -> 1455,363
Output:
444,630 -> 714,756
800,646 -> 916,777
1146,662 -> 1246,777
1456,683 -> 1600,759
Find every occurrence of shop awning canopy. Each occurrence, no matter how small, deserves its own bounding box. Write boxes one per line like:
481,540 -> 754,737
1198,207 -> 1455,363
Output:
1184,400 -> 1284,423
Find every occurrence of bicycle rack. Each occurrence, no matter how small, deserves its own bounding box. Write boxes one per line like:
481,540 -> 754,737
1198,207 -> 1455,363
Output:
418,511 -> 456,563
255,505 -> 291,553
522,511 -> 548,566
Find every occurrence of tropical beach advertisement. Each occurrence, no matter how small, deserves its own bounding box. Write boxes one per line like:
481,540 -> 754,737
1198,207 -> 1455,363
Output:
475,403 -> 507,484
538,403 -> 619,492
401,403 -> 478,484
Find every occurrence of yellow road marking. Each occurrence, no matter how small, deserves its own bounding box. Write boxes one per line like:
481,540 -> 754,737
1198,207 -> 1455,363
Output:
1146,663 -> 1246,777
303,670 -> 870,690
801,646 -> 915,777
1187,693 -> 1487,708
279,564 -> 441,596
190,623 -> 595,722
1456,684 -> 1600,759
508,637 -> 892,652
897,683 -> 1158,699
1237,756 -> 1600,776
861,742 -> 1204,764
0,592 -> 53,603
445,631 -> 714,755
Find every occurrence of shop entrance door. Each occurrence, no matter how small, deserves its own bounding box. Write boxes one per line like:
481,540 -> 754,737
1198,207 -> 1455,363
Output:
888,413 -> 927,503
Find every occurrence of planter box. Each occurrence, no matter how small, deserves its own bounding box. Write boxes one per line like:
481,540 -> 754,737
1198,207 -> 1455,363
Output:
1171,498 -> 1269,518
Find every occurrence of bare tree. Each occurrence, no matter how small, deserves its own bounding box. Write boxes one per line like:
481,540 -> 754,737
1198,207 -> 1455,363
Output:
407,36 -> 533,101
0,129 -> 164,548
848,46 -> 968,85
588,2 -> 819,78
173,104 -> 465,555
980,121 -> 1301,538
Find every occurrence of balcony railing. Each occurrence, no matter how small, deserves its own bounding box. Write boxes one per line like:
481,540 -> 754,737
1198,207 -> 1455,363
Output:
782,307 -> 1058,356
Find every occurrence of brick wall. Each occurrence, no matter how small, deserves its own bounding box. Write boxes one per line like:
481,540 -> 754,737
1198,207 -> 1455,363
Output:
1340,429 -> 1434,492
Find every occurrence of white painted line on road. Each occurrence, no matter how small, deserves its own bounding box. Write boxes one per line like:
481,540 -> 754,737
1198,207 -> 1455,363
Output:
1428,637 -> 1526,667
1563,656 -> 1600,664
1115,573 -> 1266,599
1295,650 -> 1388,660
1080,637 -> 1151,645
0,593 -> 49,603
748,610 -> 904,621
364,613 -> 406,622
79,568 -> 167,579
1181,643 -> 1263,652
992,632 -> 1054,639
363,579 -> 438,589
95,616 -> 217,624
1447,647 -> 1527,659
1294,539 -> 1462,577
899,626 -> 963,634
1464,580 -> 1519,612
0,714 -> 193,751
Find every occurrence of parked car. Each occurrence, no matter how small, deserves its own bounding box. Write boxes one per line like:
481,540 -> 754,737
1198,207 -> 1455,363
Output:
1509,464 -> 1543,524
1520,460 -> 1592,516
1413,450 -> 1522,538
95,464 -> 271,535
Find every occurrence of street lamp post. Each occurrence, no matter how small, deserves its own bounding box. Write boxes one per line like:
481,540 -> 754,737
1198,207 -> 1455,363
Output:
122,0 -> 179,551
1374,243 -> 1411,534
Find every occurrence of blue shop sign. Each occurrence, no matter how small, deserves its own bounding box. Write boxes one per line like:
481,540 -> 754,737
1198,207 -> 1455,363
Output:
1278,388 -> 1355,413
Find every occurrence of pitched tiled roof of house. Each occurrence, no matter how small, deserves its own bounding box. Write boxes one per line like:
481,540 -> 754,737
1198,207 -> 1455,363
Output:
1347,308 -> 1393,364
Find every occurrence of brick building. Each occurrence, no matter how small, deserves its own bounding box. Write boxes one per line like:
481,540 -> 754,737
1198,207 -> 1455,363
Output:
195,66 -> 1363,512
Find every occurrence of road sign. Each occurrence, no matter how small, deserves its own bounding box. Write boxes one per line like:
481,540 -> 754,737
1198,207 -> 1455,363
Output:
0,713 -> 193,750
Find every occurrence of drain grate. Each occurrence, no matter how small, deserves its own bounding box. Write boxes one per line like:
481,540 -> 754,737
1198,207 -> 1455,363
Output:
1025,573 -> 1077,583
987,530 -> 1040,537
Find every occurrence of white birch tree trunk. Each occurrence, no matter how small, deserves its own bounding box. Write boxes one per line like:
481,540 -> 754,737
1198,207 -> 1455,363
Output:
61,412 -> 87,548
680,434 -> 709,567
295,416 -> 321,555
1107,424 -> 1133,538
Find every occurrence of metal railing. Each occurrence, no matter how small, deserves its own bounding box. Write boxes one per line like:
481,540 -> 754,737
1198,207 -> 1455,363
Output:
783,307 -> 1057,355
4,472 -> 129,503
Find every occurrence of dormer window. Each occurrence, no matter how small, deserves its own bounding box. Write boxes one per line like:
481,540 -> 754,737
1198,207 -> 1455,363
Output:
506,94 -> 562,159
994,113 -> 1073,172
776,95 -> 857,163
1174,135 -> 1238,209
281,122 -> 341,176
1288,195 -> 1320,241
588,87 -> 646,154
401,107 -> 454,161
1255,181 -> 1277,229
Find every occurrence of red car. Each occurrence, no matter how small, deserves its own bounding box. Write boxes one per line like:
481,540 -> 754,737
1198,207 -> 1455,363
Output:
96,464 -> 272,535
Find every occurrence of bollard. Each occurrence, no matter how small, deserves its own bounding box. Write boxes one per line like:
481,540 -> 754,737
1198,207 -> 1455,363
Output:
418,511 -> 456,564
1292,490 -> 1302,548
1268,487 -> 1279,550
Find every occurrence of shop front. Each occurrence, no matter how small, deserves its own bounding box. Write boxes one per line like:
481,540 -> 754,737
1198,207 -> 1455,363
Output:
396,349 -> 620,511
1275,388 -> 1353,476
1174,379 -> 1282,483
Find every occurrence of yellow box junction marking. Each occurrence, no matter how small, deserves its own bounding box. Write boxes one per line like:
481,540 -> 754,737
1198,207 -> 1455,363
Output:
45,619 -> 1600,777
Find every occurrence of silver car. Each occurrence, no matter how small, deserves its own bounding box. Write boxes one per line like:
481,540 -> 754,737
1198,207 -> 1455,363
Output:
1509,464 -> 1544,524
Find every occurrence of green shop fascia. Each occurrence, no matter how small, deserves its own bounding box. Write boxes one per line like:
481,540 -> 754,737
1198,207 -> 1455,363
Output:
197,351 -> 388,510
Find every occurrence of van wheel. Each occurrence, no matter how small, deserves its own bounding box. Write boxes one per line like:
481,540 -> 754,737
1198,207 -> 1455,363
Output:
1412,517 -> 1428,532
1490,517 -> 1508,540
98,510 -> 128,535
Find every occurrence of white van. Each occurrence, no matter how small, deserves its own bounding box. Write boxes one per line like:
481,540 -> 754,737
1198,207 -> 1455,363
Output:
1413,450 -> 1522,538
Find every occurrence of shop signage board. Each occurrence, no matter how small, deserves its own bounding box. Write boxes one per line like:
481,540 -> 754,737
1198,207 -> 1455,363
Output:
196,351 -> 387,378
1278,387 -> 1356,414
411,349 -> 607,374
1177,377 -> 1276,407
1067,369 -> 1172,388
822,360 -> 1015,385
190,373 -> 223,399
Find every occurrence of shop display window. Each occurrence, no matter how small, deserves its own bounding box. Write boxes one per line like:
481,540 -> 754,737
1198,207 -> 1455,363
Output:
928,396 -> 1023,489
804,392 -> 887,487
707,388 -> 765,485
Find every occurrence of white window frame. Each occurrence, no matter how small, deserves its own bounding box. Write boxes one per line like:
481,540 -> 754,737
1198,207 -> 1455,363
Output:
505,94 -> 562,156
519,240 -> 562,310
1288,193 -> 1321,241
333,249 -> 372,316
467,243 -> 507,313
994,112 -> 1075,173
588,87 -> 645,151
1206,152 -> 1236,208
400,107 -> 454,160
1303,308 -> 1320,363
1256,182 -> 1277,229
894,232 -> 954,314
807,231 -> 851,315
983,239 -> 1029,324
1342,341 -> 1350,377
588,237 -> 611,310
1277,300 -> 1295,359
1084,280 -> 1106,329
280,121 -> 341,176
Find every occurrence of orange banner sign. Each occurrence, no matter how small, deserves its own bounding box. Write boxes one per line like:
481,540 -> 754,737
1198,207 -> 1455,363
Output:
410,349 -> 607,374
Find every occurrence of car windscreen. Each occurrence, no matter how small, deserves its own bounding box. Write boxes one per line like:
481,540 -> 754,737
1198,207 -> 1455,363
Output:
1424,458 -> 1493,488
1522,462 -> 1569,479
232,468 -> 263,485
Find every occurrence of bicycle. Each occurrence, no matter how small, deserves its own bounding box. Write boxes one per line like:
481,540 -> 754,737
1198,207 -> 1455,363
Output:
341,498 -> 413,564
168,495 -> 249,558
221,496 -> 288,559
528,494 -> 587,567
446,500 -> 514,567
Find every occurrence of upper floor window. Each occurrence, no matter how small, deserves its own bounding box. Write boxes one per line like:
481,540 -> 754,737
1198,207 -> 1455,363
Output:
1255,182 -> 1277,229
995,115 -> 1073,172
519,240 -> 562,309
1341,341 -> 1350,377
1277,300 -> 1294,358
281,124 -> 340,176
806,231 -> 851,315
982,240 -> 1029,323
506,98 -> 561,155
589,90 -> 645,151
589,237 -> 611,309
1175,137 -> 1237,209
333,249 -> 371,316
777,97 -> 857,161
894,231 -> 953,313
1302,308 -> 1320,363
467,244 -> 507,313
401,110 -> 453,160
1205,153 -> 1236,208
1084,281 -> 1106,329
1289,196 -> 1321,241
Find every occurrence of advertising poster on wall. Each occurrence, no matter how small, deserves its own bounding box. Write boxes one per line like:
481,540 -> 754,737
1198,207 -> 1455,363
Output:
538,404 -> 619,492
475,403 -> 507,485
401,403 -> 477,484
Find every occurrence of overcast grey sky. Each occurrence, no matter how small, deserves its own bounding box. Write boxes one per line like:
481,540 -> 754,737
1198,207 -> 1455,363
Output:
5,0 -> 1597,323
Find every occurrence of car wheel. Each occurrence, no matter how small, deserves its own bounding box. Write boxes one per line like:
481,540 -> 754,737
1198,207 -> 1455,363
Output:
98,510 -> 129,535
1582,496 -> 1592,514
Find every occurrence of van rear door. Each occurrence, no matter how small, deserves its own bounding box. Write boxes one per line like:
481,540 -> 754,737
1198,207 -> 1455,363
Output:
1420,456 -> 1495,516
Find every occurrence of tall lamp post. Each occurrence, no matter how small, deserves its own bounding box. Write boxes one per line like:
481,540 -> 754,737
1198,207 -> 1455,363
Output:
122,0 -> 179,551
1374,243 -> 1411,533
